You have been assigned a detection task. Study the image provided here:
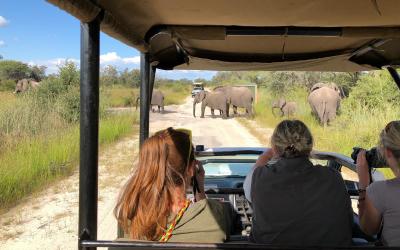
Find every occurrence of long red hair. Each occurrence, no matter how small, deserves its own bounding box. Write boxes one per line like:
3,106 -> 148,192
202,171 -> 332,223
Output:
114,127 -> 194,240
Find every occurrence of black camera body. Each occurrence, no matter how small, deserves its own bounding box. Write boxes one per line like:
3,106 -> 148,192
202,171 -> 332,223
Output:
351,147 -> 387,169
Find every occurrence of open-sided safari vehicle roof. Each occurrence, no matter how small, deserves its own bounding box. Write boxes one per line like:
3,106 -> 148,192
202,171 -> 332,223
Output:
49,0 -> 400,72
47,0 -> 400,249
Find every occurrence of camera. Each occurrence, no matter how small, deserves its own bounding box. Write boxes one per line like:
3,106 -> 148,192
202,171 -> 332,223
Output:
351,147 -> 387,168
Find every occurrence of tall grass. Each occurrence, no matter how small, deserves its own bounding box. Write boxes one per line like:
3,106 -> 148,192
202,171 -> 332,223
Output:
251,87 -> 399,179
158,83 -> 192,105
103,86 -> 139,107
103,84 -> 192,108
0,113 -> 137,208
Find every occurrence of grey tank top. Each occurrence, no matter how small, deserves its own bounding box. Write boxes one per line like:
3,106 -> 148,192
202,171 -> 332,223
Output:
367,177 -> 400,246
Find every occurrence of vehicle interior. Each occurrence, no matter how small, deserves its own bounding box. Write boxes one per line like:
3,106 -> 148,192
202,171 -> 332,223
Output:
47,0 -> 400,249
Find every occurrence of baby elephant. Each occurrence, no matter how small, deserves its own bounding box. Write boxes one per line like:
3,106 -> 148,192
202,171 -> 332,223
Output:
272,98 -> 297,117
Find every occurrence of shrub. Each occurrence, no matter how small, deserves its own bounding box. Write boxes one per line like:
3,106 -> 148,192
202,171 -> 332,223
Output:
346,71 -> 400,109
0,79 -> 16,91
56,86 -> 81,123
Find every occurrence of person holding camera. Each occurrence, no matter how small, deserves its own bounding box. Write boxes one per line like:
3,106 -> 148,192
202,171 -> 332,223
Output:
114,127 -> 230,243
356,121 -> 400,246
244,120 -> 353,246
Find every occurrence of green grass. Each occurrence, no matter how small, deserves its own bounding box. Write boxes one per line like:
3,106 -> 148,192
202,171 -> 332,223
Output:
0,91 -> 17,109
103,86 -> 139,107
251,87 -> 398,179
158,83 -> 192,105
0,113 -> 138,209
103,84 -> 191,107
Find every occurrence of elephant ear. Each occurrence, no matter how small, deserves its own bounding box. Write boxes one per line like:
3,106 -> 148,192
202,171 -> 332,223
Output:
200,91 -> 207,100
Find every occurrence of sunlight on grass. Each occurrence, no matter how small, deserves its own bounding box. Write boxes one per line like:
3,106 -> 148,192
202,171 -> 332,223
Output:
0,113 -> 137,208
252,87 -> 399,179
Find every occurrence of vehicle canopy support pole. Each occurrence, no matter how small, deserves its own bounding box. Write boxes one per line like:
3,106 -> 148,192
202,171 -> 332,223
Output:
79,17 -> 100,250
139,53 -> 150,147
387,66 -> 400,91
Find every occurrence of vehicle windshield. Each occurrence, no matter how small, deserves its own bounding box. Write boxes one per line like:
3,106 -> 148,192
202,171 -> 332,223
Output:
203,162 -> 252,177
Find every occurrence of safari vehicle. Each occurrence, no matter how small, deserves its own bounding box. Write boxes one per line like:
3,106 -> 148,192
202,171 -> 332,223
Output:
192,82 -> 204,97
47,0 -> 400,249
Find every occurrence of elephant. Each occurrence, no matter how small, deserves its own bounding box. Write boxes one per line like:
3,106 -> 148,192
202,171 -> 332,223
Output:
213,86 -> 253,117
272,98 -> 297,117
308,83 -> 341,126
135,89 -> 165,113
193,90 -> 228,119
14,78 -> 41,93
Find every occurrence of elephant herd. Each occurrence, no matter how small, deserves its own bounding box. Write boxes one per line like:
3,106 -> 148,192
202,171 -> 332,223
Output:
193,86 -> 254,119
272,82 -> 342,126
13,78 -> 340,125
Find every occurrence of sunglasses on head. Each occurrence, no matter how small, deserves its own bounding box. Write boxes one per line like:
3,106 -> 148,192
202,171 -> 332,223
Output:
154,127 -> 194,168
155,128 -> 200,197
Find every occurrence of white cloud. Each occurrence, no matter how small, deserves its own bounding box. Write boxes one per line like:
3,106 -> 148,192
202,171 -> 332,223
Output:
0,40 -> 5,47
26,52 -> 215,79
28,58 -> 79,74
100,52 -> 140,65
0,16 -> 9,27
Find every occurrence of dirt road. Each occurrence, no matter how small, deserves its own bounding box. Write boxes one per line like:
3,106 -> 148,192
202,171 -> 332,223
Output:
0,97 -> 265,250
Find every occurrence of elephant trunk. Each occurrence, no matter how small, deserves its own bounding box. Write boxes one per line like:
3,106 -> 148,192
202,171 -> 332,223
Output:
193,101 -> 197,117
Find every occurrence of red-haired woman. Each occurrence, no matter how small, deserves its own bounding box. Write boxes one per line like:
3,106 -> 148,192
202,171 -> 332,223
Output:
114,127 -> 229,243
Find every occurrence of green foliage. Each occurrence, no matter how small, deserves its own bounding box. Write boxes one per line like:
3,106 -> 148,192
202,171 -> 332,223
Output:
56,86 -> 81,123
0,79 -> 16,91
29,65 -> 47,81
101,65 -> 119,86
58,60 -> 80,87
119,68 -> 140,87
100,66 -> 141,87
346,71 -> 400,109
244,71 -> 399,180
0,60 -> 31,80
0,60 -> 48,91
210,71 -> 360,97
0,113 -> 137,208
158,82 -> 192,105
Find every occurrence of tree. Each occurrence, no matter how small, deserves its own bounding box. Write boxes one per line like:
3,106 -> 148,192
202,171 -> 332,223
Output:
120,68 -> 140,87
100,65 -> 119,85
30,65 -> 47,81
58,60 -> 80,86
0,60 -> 31,80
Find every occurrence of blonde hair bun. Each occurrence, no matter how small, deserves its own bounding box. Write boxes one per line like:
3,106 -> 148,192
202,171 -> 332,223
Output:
271,120 -> 313,158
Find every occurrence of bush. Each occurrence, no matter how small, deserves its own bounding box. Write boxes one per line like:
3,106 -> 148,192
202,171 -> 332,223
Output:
344,71 -> 400,109
56,86 -> 81,123
0,79 -> 16,91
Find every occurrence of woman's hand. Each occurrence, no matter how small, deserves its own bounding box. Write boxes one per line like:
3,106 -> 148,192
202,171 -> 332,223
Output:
255,148 -> 275,167
194,160 -> 206,200
356,150 -> 370,189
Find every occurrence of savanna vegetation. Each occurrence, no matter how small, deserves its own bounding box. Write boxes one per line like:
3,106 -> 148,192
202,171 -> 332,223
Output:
0,61 -> 138,209
99,65 -> 193,107
209,71 -> 399,178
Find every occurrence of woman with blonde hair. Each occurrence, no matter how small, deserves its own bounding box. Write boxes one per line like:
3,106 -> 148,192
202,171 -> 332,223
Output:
114,127 -> 229,242
356,120 -> 400,246
244,119 -> 353,246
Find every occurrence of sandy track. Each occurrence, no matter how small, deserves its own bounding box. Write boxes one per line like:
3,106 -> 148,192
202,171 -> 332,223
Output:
0,97 -> 265,250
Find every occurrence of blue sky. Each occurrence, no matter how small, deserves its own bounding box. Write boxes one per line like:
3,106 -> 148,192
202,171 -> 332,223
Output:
0,1 -> 215,80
